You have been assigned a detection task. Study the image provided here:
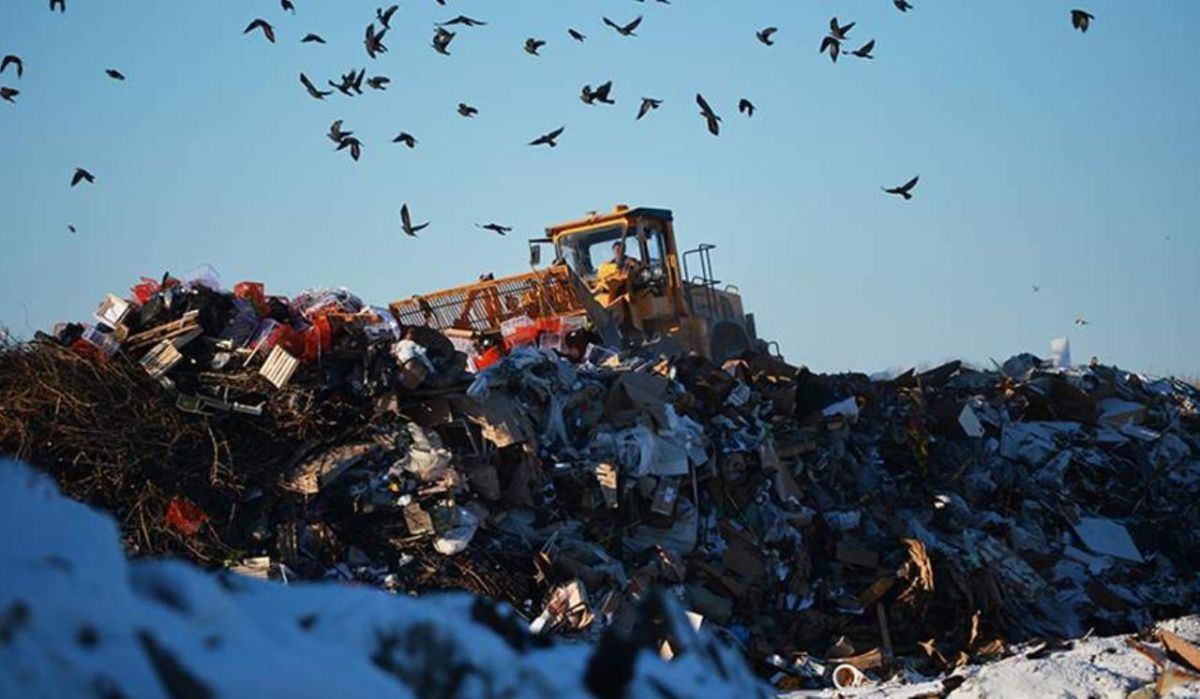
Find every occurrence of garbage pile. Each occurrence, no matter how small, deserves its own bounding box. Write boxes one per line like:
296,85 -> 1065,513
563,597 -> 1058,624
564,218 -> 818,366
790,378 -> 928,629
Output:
0,458 -> 770,699
2,271 -> 1199,691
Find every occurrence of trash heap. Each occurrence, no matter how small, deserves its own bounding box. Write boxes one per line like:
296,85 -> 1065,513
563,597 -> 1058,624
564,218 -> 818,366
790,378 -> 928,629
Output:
1,271 -> 1198,691
0,458 -> 771,699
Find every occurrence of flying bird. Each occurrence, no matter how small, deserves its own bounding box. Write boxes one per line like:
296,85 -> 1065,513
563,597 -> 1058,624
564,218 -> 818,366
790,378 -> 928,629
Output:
71,168 -> 95,187
367,75 -> 390,90
476,223 -> 512,236
281,0 -> 295,13
68,224 -> 77,234
524,38 -> 546,56
438,15 -> 487,27
820,36 -> 841,63
301,33 -> 326,44
49,0 -> 65,12
529,126 -> 565,147
882,175 -> 919,200
1070,9 -> 1094,33
828,17 -> 855,41
328,119 -> 352,143
738,98 -> 755,117
329,69 -> 366,96
0,87 -> 18,103
365,23 -> 388,58
400,204 -> 429,237
696,93 -> 721,136
392,132 -> 417,148
0,55 -> 22,79
377,5 -> 398,29
581,81 -> 615,105
432,28 -> 456,55
849,39 -> 875,59
568,28 -> 586,42
300,72 -> 332,99
336,136 -> 363,161
756,27 -> 777,46
603,16 -> 643,37
244,19 -> 276,43
894,0 -> 913,11
1074,317 -> 1090,326
636,97 -> 662,120
105,68 -> 126,81
458,102 -> 478,117
1031,284 -> 1040,293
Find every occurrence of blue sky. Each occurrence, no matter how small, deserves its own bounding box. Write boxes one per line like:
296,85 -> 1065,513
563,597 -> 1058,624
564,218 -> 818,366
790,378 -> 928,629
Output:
1,1 -> 1197,376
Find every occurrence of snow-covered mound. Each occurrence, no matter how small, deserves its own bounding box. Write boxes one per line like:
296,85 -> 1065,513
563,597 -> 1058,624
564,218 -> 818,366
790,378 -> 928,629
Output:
0,458 -> 768,698
783,617 -> 1200,699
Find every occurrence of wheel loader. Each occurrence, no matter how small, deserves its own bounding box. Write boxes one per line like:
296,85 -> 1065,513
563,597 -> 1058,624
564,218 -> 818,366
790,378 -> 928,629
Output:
389,205 -> 759,362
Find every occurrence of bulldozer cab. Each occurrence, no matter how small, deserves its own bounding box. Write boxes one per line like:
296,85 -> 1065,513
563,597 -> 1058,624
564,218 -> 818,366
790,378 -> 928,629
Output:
546,205 -> 756,361
549,207 -> 685,329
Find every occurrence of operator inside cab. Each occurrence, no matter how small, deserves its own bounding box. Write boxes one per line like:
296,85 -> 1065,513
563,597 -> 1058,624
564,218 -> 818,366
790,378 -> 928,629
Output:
594,240 -> 644,333
597,240 -> 641,283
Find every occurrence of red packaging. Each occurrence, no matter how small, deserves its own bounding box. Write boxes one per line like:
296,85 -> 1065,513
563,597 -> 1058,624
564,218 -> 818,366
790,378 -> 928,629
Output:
69,339 -> 107,365
165,496 -> 207,537
475,345 -> 504,371
130,275 -> 181,304
301,315 -> 333,362
234,281 -> 268,316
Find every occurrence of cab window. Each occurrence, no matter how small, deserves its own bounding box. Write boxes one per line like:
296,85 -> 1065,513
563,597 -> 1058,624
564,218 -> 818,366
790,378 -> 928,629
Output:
558,225 -> 641,280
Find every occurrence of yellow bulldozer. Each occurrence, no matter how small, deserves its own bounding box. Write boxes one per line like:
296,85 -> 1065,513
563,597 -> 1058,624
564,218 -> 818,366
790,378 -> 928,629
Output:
389,205 -> 760,362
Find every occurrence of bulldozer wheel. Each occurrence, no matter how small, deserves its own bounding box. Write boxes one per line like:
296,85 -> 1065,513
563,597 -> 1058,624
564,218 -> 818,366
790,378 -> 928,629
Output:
710,322 -> 750,363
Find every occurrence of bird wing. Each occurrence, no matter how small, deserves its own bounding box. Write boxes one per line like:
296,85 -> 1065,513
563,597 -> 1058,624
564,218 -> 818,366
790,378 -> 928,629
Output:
820,36 -> 838,53
624,16 -> 643,33
901,175 -> 919,191
245,19 -> 275,42
401,205 -> 412,228
696,93 -> 713,115
547,126 -> 565,140
860,39 -> 875,53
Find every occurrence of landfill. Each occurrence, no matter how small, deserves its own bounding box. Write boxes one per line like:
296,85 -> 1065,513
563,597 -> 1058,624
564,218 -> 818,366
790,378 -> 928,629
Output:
1,270 -> 1199,692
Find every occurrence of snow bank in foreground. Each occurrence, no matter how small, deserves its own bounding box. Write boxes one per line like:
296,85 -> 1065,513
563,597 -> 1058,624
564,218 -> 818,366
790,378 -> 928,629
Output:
0,458 -> 767,698
785,618 -> 1200,699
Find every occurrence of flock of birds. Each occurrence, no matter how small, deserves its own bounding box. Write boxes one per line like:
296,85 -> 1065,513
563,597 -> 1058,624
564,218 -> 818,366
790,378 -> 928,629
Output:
2,1 -> 1098,241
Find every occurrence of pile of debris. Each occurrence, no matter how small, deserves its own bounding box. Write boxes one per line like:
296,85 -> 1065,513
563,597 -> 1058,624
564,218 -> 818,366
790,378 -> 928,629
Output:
0,459 -> 770,699
1,271 -> 1198,691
